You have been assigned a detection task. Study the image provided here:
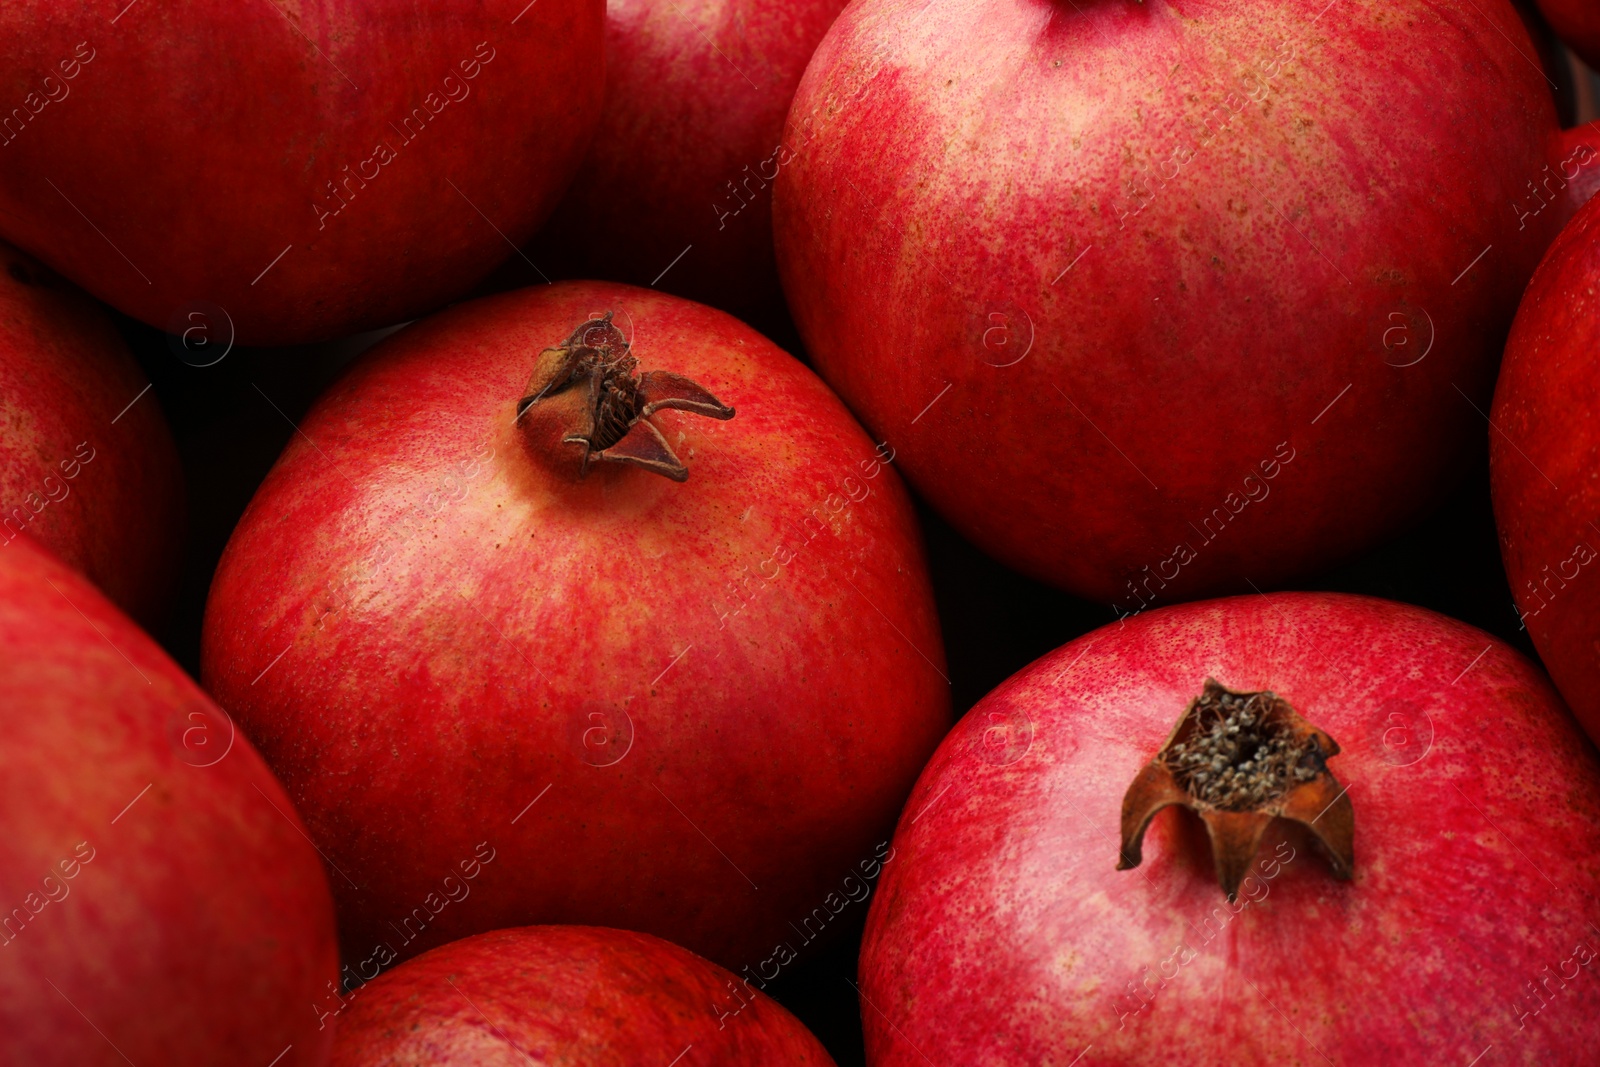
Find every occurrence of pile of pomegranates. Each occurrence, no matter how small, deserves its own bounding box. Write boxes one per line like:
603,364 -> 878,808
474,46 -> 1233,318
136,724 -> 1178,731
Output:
4,0 -> 1600,1063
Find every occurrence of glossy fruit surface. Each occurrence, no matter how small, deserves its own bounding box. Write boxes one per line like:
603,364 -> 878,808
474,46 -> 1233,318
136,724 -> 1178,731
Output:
201,281 -> 949,972
0,241 -> 182,624
0,534 -> 339,1067
329,925 -> 835,1064
861,592 -> 1600,1065
775,0 -> 1597,609
520,0 -> 847,330
0,2 -> 603,344
1491,190 -> 1600,744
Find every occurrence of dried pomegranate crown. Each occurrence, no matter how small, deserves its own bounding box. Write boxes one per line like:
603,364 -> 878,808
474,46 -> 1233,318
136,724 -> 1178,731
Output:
516,312 -> 734,481
1118,678 -> 1354,899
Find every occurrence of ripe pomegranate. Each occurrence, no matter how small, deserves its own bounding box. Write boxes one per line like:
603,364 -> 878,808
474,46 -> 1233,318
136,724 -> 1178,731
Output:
0,2 -> 602,345
1491,191 -> 1600,744
329,926 -> 835,1064
774,0 -> 1600,609
0,533 -> 339,1067
200,281 -> 949,974
511,0 -> 847,330
0,240 -> 182,625
1536,0 -> 1600,69
859,592 -> 1600,1065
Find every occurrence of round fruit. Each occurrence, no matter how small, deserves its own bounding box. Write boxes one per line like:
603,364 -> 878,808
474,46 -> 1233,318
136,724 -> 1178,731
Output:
520,0 -> 848,329
0,241 -> 182,625
0,2 -> 603,345
0,533 -> 339,1067
774,0 -> 1597,607
200,281 -> 949,971
860,593 -> 1600,1065
329,926 -> 835,1064
1491,190 -> 1600,744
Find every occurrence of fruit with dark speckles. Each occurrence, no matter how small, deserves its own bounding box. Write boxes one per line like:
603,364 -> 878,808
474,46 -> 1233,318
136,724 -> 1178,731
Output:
201,281 -> 949,972
1492,190 -> 1600,746
861,593 -> 1600,1065
775,0 -> 1600,608
0,2 -> 603,345
330,926 -> 835,1065
0,534 -> 339,1067
0,240 -> 182,625
518,0 -> 850,330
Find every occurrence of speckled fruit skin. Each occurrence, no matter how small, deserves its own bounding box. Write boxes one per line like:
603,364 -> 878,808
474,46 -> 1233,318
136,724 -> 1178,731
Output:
519,0 -> 847,330
200,280 -> 949,972
0,534 -> 340,1067
330,926 -> 836,1064
1536,0 -> 1600,69
860,593 -> 1600,1066
0,241 -> 182,626
0,2 -> 602,345
774,0 -> 1600,609
1491,193 -> 1600,746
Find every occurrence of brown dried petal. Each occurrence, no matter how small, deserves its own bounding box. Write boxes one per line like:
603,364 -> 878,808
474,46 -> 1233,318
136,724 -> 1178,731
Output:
1118,678 -> 1354,899
518,312 -> 734,481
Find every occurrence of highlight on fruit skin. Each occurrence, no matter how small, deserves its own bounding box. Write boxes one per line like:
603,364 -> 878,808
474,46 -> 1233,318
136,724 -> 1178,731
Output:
1118,678 -> 1354,900
857,593 -> 1600,1066
327,925 -> 837,1066
199,280 -> 950,976
517,311 -> 735,481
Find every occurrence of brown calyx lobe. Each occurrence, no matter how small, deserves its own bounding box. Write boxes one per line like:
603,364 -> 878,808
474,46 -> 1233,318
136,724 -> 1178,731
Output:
516,312 -> 734,482
1118,678 -> 1354,899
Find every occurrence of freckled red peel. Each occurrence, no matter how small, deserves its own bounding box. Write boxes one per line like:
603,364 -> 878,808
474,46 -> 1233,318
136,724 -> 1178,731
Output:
517,310 -> 735,481
1118,678 -> 1355,900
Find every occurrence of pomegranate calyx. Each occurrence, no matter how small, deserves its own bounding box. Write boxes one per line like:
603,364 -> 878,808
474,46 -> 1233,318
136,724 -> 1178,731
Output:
516,311 -> 735,481
1117,678 -> 1354,899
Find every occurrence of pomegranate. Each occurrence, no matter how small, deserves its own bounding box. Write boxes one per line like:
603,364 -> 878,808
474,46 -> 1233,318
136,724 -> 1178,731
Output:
0,2 -> 602,345
774,0 -> 1600,609
1491,191 -> 1600,744
0,240 -> 182,625
200,281 -> 949,974
329,925 -> 835,1064
1536,0 -> 1600,69
859,592 -> 1600,1065
512,0 -> 848,329
0,533 -> 339,1066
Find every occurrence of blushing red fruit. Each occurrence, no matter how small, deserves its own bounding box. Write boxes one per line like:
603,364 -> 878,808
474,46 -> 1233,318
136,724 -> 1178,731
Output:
0,2 -> 603,345
774,0 -> 1600,609
330,926 -> 835,1064
1536,0 -> 1600,69
0,241 -> 182,625
200,281 -> 949,972
1491,191 -> 1600,745
0,534 -> 339,1067
517,0 -> 847,329
860,593 -> 1600,1065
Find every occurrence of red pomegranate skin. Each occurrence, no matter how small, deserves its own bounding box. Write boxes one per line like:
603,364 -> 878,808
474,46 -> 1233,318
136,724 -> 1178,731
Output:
200,281 -> 950,972
520,0 -> 847,329
0,2 -> 602,345
330,926 -> 835,1064
0,534 -> 340,1067
0,240 -> 182,626
860,593 -> 1600,1066
774,0 -> 1600,608
1491,192 -> 1600,745
1537,0 -> 1600,69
